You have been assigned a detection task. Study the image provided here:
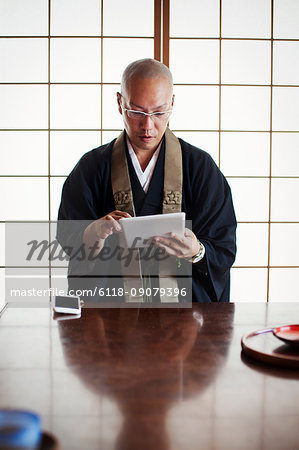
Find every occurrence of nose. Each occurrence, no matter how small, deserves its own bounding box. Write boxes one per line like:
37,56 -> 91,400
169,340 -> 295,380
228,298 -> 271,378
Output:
141,114 -> 154,130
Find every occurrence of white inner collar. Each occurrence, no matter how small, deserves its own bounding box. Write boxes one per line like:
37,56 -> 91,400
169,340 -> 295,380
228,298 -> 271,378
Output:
126,136 -> 162,193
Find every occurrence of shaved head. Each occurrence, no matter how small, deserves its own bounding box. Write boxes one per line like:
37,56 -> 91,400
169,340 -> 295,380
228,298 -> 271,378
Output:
121,58 -> 173,96
117,59 -> 174,156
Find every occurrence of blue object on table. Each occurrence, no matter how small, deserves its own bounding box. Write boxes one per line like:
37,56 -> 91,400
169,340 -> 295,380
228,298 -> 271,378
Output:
0,410 -> 41,449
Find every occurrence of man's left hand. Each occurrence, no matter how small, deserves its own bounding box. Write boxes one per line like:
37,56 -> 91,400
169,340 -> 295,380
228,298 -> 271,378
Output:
151,228 -> 200,259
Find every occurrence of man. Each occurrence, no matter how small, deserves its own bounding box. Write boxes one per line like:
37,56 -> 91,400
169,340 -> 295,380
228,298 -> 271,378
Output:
57,58 -> 236,302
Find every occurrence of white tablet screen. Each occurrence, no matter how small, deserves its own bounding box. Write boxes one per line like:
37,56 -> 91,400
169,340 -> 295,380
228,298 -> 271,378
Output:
119,212 -> 185,248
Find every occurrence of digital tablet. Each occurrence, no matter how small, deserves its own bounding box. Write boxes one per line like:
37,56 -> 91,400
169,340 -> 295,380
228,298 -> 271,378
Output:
119,212 -> 185,248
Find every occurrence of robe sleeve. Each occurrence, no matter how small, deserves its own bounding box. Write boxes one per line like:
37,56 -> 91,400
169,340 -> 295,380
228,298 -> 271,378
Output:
56,151 -> 103,275
183,142 -> 237,302
58,152 -> 102,222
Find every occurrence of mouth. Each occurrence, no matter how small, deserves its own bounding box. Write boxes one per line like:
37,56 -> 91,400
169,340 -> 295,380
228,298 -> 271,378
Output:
139,135 -> 155,142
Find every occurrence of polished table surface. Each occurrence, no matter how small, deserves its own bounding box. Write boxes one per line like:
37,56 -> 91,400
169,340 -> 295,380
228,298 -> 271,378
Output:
0,302 -> 299,450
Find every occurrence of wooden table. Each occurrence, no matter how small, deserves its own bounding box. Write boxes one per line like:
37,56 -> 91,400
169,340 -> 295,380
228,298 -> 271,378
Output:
0,303 -> 298,450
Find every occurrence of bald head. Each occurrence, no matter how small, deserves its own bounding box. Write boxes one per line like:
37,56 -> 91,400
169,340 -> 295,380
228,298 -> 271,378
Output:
121,58 -> 173,96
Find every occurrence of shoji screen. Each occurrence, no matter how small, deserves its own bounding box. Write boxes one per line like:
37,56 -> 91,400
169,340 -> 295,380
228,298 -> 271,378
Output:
1,0 -> 298,303
0,0 -> 155,306
0,0 -> 155,218
168,0 -> 299,302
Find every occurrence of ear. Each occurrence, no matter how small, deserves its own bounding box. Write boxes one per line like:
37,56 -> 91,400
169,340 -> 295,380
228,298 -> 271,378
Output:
116,92 -> 123,115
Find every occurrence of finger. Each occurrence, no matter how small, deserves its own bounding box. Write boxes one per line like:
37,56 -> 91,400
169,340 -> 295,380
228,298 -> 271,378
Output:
152,237 -> 183,257
108,213 -> 131,223
153,237 -> 177,250
113,210 -> 132,218
169,232 -> 190,249
184,228 -> 193,237
151,236 -> 172,247
103,216 -> 122,232
111,218 -> 122,232
113,214 -> 129,221
155,234 -> 188,252
156,234 -> 196,259
108,215 -> 123,222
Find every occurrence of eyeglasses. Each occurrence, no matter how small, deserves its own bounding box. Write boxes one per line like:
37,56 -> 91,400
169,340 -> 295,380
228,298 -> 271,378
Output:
122,108 -> 172,121
119,94 -> 172,121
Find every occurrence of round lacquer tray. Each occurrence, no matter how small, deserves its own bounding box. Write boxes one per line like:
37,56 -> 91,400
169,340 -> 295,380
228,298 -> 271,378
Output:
241,326 -> 299,369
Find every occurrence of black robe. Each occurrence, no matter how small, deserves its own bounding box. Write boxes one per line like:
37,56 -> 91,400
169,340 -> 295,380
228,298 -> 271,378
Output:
57,133 -> 237,302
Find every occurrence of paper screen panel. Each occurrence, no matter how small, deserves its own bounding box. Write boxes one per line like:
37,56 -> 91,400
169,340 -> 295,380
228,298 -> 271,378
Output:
174,131 -> 219,166
50,177 -> 67,221
221,40 -> 271,85
0,38 -> 48,82
0,177 -> 48,220
273,0 -> 299,39
0,0 -> 48,36
102,131 -> 123,143
50,38 -> 101,83
170,86 -> 219,130
234,224 -> 268,267
272,88 -> 299,131
272,134 -> 299,177
50,85 -> 101,129
170,0 -> 219,37
220,132 -> 269,177
221,86 -> 270,131
103,0 -> 153,37
51,0 -> 101,36
222,0 -> 271,38
228,178 -> 269,222
170,40 -> 219,84
270,224 -> 299,267
271,179 -> 299,221
102,84 -> 127,130
230,268 -> 268,302
0,131 -> 48,175
50,131 -> 101,176
269,268 -> 299,302
273,42 -> 299,86
0,85 -> 48,129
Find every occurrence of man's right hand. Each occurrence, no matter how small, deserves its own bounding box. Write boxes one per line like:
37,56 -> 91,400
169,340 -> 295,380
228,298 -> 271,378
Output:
83,210 -> 131,257
92,210 -> 132,239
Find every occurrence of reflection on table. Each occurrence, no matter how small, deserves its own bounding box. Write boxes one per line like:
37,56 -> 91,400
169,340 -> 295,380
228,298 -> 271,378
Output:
0,303 -> 298,450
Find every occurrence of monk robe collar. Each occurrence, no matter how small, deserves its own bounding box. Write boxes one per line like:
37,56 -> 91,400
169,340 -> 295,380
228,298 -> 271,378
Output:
111,127 -> 182,216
